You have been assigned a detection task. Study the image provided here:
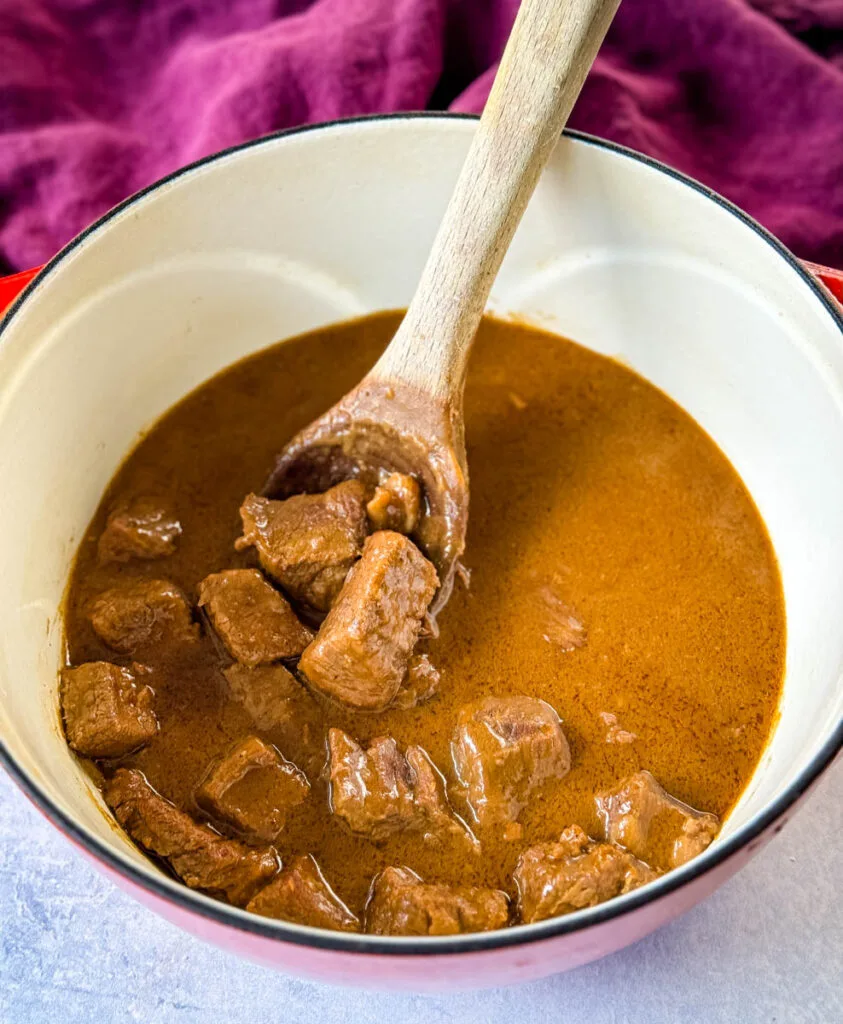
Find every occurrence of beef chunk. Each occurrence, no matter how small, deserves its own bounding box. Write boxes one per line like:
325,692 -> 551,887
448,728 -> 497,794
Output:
89,580 -> 199,655
223,662 -> 320,748
223,662 -> 304,731
406,746 -> 476,846
97,496 -> 182,563
61,661 -> 157,758
451,697 -> 571,834
513,824 -> 659,923
365,867 -> 509,936
328,728 -> 473,846
329,730 -> 412,839
247,854 -> 360,932
223,663 -> 323,774
596,770 -> 719,870
236,480 -> 368,611
391,654 -> 441,710
197,569 -> 312,666
196,736 -> 309,842
366,472 -> 421,534
300,532 -> 438,710
105,768 -> 277,905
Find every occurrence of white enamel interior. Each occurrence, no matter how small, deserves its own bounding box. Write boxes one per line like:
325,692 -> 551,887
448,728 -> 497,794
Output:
0,117 -> 841,931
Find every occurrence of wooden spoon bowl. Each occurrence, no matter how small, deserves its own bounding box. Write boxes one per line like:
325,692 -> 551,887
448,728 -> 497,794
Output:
265,376 -> 467,611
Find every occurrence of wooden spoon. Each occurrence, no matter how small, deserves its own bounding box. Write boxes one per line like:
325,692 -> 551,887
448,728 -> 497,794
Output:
265,0 -> 621,611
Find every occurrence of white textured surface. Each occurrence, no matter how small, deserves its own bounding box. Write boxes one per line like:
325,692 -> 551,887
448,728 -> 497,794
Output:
1,761 -> 840,1023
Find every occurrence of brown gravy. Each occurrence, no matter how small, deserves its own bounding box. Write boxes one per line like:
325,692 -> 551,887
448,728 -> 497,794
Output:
63,312 -> 785,915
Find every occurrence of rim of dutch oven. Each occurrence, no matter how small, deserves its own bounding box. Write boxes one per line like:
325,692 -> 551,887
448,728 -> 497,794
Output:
0,112 -> 841,956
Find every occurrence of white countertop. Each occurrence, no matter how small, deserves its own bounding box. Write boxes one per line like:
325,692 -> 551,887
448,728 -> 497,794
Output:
1,760 -> 840,1023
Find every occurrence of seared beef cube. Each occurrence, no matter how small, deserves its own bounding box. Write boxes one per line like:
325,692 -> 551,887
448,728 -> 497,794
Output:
223,662 -> 315,736
197,736 -> 309,842
223,663 -> 323,773
365,867 -> 509,936
452,697 -> 570,833
247,854 -> 360,932
236,480 -> 368,611
97,496 -> 182,563
596,770 -> 719,870
514,824 -> 659,923
61,661 -> 157,758
197,569 -> 312,666
328,730 -> 413,840
391,654 -> 441,710
300,532 -> 438,710
366,472 -> 421,534
89,579 -> 199,655
406,746 -> 477,847
105,768 -> 277,905
328,729 -> 473,845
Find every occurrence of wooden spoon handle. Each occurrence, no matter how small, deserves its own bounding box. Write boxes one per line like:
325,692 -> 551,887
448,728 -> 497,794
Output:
373,0 -> 621,403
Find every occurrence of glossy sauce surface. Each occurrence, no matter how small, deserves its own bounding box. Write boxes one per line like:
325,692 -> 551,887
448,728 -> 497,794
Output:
64,312 -> 785,913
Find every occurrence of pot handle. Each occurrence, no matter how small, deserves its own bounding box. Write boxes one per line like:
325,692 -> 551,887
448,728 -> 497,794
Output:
1,261 -> 842,314
0,266 -> 41,312
801,261 -> 843,306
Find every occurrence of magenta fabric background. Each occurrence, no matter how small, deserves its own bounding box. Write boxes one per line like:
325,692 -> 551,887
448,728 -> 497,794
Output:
0,0 -> 841,273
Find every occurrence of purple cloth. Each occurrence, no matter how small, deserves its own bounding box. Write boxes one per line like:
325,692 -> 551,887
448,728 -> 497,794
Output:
1,0 -> 841,273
